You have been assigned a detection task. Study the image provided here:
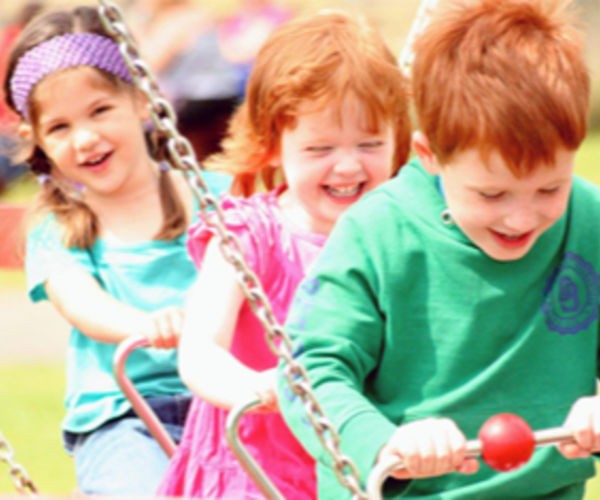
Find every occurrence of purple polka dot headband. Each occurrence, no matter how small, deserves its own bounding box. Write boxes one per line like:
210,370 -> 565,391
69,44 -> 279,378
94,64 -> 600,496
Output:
10,33 -> 133,119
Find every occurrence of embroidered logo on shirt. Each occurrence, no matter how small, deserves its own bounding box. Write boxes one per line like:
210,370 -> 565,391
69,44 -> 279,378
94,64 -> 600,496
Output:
542,252 -> 599,335
286,277 -> 321,332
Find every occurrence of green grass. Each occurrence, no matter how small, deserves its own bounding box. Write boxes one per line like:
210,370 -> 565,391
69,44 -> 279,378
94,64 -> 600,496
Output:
0,364 -> 75,495
0,269 -> 25,290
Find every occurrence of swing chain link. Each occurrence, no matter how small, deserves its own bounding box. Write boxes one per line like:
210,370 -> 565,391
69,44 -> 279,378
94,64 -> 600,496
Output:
97,2 -> 367,498
398,0 -> 439,76
0,432 -> 38,496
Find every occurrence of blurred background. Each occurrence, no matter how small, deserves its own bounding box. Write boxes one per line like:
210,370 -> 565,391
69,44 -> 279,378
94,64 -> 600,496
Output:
1,0 -> 599,120
1,0 -> 599,496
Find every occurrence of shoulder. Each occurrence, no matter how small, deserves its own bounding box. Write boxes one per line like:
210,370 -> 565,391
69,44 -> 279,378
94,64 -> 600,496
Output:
187,189 -> 280,269
169,167 -> 232,220
209,189 -> 279,228
27,212 -> 62,246
339,158 -> 436,229
567,176 -> 600,230
571,175 -> 600,202
569,175 -> 600,220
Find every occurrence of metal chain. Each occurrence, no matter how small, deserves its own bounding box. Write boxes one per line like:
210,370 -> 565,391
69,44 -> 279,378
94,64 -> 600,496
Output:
398,0 -> 439,76
0,432 -> 38,496
97,2 -> 367,497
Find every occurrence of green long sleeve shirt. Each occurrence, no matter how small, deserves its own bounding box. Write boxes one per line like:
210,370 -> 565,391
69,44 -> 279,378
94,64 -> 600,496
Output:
278,159 -> 600,499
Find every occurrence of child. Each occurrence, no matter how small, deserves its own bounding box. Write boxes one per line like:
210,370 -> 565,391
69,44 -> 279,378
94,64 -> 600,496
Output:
278,0 -> 600,498
157,10 -> 412,499
3,5 -> 230,496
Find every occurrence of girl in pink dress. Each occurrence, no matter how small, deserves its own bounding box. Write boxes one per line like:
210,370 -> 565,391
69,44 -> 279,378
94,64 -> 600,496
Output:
157,10 -> 412,499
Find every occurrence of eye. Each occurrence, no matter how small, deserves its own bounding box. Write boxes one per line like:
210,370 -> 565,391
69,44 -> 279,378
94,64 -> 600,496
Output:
93,104 -> 112,116
359,140 -> 383,149
46,122 -> 67,135
479,191 -> 504,200
305,145 -> 332,154
539,186 -> 560,195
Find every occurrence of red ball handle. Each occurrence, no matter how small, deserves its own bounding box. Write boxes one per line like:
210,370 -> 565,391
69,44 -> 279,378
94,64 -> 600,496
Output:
478,413 -> 535,471
367,414 -> 575,500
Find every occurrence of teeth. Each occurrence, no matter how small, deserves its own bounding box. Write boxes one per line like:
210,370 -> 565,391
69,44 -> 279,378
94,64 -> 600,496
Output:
85,154 -> 107,166
326,184 -> 361,197
500,233 -> 526,240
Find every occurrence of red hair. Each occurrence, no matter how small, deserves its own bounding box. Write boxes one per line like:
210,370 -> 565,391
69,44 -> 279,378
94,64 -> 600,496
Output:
412,0 -> 590,175
206,11 -> 412,196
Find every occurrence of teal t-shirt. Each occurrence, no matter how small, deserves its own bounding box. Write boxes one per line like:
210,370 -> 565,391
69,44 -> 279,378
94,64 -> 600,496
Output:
278,159 -> 600,499
26,170 -> 231,434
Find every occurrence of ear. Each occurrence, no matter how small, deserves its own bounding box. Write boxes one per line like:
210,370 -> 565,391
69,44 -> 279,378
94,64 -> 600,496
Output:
18,123 -> 33,141
412,131 -> 441,175
133,89 -> 151,121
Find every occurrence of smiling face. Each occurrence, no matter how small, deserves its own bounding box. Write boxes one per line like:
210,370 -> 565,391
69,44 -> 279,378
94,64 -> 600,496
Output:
31,66 -> 152,201
276,96 -> 395,234
420,141 -> 575,261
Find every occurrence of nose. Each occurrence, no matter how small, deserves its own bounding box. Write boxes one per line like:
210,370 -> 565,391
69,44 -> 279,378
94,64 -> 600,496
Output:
333,151 -> 362,176
502,203 -> 538,233
72,125 -> 99,152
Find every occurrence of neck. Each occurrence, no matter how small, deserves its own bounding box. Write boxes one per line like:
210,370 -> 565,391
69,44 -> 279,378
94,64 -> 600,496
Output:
85,161 -> 165,243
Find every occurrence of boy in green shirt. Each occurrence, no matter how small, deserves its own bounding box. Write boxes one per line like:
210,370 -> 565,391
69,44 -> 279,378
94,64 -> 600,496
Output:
278,0 -> 600,498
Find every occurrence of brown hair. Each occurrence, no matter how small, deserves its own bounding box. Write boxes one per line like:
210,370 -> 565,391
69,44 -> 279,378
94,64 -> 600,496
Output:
412,0 -> 590,175
206,10 -> 412,196
3,6 -> 187,248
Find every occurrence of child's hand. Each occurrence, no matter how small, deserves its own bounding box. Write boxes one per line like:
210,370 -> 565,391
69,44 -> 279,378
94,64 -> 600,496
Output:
558,395 -> 600,459
378,418 -> 479,479
141,306 -> 184,349
253,368 -> 279,413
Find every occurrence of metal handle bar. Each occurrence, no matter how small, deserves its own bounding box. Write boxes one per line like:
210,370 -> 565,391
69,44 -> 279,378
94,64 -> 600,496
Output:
225,397 -> 285,500
113,335 -> 177,457
366,426 -> 574,500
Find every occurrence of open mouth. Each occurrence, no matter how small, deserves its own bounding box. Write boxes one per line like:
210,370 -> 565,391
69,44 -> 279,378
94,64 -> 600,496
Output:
490,229 -> 534,248
324,182 -> 365,199
81,152 -> 111,168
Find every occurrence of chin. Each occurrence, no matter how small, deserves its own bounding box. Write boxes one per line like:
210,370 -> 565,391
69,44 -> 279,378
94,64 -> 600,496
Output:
481,244 -> 532,262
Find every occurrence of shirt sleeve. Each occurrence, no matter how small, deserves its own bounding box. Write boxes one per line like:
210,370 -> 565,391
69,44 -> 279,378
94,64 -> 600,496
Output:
276,211 -> 398,490
25,215 -> 94,303
186,193 -> 274,279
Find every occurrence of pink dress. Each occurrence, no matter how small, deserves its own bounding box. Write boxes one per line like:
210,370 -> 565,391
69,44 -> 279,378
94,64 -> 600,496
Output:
157,188 -> 325,499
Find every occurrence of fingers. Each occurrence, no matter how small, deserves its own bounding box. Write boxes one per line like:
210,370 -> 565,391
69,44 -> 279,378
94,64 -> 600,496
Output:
253,369 -> 279,413
145,307 -> 184,348
254,388 -> 279,413
559,396 -> 600,459
382,418 -> 478,480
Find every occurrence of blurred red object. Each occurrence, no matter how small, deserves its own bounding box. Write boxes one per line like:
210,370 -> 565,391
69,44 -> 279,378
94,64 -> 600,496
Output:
0,203 -> 25,268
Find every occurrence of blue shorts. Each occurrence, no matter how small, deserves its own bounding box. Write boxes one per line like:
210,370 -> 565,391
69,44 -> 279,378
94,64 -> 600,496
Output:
63,394 -> 191,496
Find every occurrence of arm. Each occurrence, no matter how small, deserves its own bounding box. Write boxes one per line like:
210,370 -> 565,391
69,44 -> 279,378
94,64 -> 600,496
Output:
45,267 -> 182,348
27,216 -> 182,348
178,238 -> 275,410
277,217 -> 398,481
277,211 -> 476,490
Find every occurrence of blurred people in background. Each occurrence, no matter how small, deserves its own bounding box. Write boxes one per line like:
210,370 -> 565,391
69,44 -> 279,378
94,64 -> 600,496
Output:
218,0 -> 294,88
130,0 -> 245,162
0,1 -> 45,194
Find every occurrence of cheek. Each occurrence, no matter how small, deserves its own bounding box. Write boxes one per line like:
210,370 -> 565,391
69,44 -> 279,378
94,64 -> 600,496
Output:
451,197 -> 500,232
543,195 -> 570,222
37,141 -> 60,163
363,151 -> 394,179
